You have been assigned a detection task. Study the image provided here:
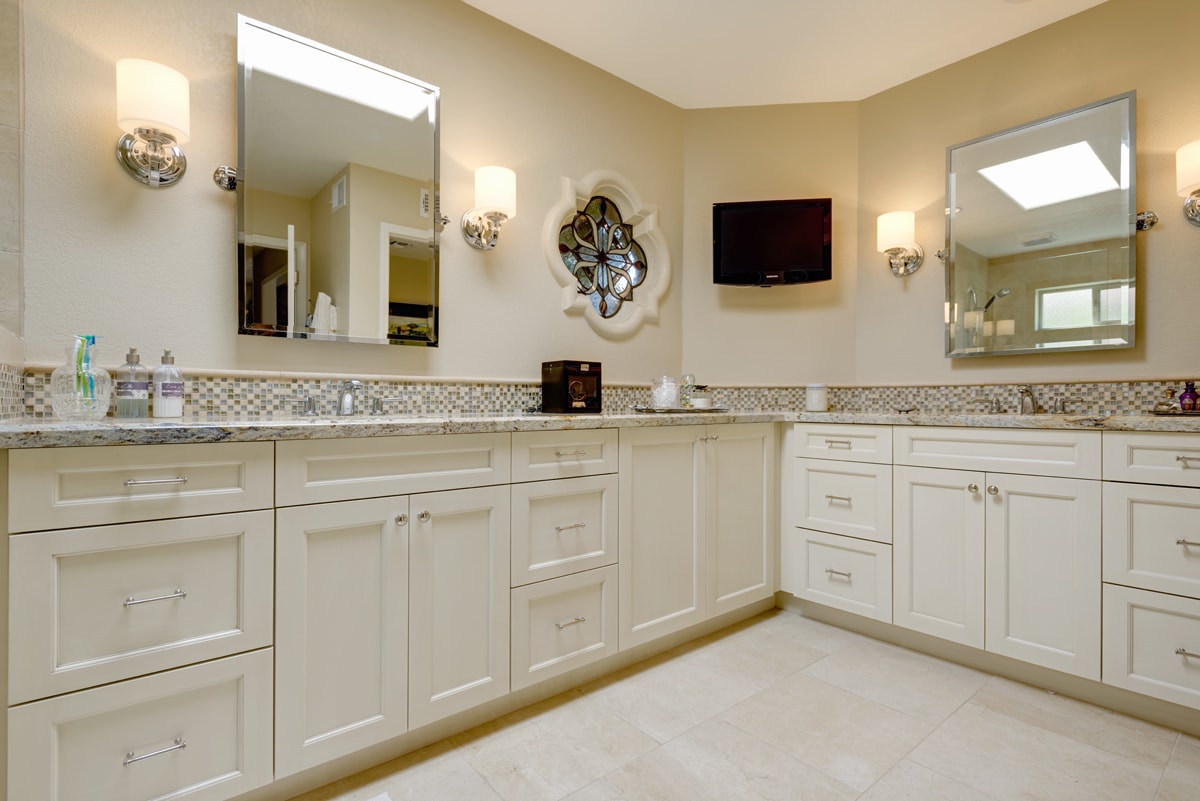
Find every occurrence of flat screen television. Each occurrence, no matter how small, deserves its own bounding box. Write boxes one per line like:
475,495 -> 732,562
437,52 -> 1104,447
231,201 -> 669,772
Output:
712,198 -> 832,286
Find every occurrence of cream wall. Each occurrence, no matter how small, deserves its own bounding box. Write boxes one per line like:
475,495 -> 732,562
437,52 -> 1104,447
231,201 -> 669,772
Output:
0,0 -> 21,364
20,0 -> 685,384
854,0 -> 1200,386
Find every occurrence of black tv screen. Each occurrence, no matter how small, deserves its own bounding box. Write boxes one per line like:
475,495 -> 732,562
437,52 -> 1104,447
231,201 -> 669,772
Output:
713,198 -> 832,286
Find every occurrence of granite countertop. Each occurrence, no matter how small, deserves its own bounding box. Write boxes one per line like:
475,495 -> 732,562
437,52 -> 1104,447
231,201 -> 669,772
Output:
2,408 -> 1200,449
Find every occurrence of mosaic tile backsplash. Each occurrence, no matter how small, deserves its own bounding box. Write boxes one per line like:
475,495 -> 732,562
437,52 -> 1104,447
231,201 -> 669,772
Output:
3,363 -> 1193,420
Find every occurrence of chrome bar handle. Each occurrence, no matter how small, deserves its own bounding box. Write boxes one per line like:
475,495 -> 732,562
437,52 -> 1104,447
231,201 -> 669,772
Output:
1176,647 -> 1199,658
824,438 -> 852,449
1176,455 -> 1200,466
1177,539 -> 1200,547
124,588 -> 186,607
124,737 -> 186,766
555,615 -> 586,630
123,476 -> 188,488
824,494 -> 852,504
554,522 -> 587,533
825,568 -> 852,580
555,449 -> 588,457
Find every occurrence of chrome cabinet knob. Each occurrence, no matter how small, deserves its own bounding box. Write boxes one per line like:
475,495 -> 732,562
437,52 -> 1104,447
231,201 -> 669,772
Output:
967,483 -> 979,493
395,514 -> 408,526
987,485 -> 999,496
418,510 -> 431,523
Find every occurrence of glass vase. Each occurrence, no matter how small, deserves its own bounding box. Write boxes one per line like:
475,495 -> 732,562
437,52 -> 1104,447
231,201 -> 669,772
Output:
50,345 -> 113,420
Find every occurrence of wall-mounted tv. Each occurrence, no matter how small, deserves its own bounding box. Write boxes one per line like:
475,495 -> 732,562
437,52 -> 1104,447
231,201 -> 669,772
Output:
712,198 -> 832,286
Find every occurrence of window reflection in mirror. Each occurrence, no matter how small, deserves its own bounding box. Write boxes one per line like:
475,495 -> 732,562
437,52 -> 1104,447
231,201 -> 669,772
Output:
237,15 -> 440,346
945,92 -> 1135,357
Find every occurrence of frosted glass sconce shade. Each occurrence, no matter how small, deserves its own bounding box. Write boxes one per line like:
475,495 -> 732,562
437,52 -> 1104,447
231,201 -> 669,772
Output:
462,166 -> 517,249
115,59 -> 190,187
1177,140 -> 1200,227
877,210 -> 923,276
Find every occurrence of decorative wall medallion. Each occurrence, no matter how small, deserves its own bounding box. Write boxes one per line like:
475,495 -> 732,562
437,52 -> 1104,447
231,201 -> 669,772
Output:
544,170 -> 670,338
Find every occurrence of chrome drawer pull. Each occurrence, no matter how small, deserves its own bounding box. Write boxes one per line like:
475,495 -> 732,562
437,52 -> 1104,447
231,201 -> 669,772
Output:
124,588 -> 186,607
824,494 -> 852,504
555,449 -> 588,457
554,522 -> 587,533
123,476 -> 188,487
1177,539 -> 1200,547
555,615 -> 586,630
824,439 -> 852,449
1176,647 -> 1199,658
1176,455 -> 1200,466
124,737 -> 186,766
825,568 -> 852,580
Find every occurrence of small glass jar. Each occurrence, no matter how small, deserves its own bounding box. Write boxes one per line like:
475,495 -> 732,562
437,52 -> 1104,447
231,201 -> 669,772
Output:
1181,381 -> 1198,412
690,386 -> 713,409
650,374 -> 679,409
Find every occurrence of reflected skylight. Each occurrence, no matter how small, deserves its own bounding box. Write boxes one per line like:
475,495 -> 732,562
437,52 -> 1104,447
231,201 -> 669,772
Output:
978,141 -> 1119,210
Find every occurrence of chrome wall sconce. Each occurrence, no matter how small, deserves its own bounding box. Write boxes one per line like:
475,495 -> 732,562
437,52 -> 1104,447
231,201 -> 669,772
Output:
877,210 -> 924,276
1177,140 -> 1200,227
115,59 -> 190,188
462,166 -> 516,249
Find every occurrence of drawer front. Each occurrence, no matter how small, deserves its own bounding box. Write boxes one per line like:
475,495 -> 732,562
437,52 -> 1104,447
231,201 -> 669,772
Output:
782,528 -> 892,622
9,511 -> 274,704
1103,482 -> 1200,599
7,649 -> 274,801
1103,431 -> 1200,487
1102,584 -> 1200,710
276,432 -> 511,506
512,429 -> 618,482
9,442 -> 274,533
794,458 -> 892,543
894,426 -> 1100,479
511,565 -> 618,691
512,474 -> 617,586
792,423 -> 892,464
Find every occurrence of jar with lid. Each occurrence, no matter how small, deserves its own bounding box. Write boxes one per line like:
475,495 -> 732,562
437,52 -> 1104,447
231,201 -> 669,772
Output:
1181,381 -> 1198,412
650,374 -> 679,409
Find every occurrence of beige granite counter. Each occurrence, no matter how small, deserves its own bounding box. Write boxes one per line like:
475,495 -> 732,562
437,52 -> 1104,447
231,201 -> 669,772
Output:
2,409 -> 1200,449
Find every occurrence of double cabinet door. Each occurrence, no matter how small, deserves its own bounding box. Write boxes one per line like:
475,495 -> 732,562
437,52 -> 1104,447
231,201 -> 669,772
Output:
274,485 -> 509,777
893,466 -> 1100,679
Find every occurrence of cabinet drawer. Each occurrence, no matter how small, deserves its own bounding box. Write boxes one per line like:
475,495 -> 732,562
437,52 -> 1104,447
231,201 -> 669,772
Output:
276,432 -> 511,505
894,426 -> 1100,479
782,528 -> 891,622
792,423 -> 892,464
1102,585 -> 1200,710
9,511 -> 274,704
511,474 -> 617,586
511,565 -> 618,691
794,458 -> 892,543
1103,431 -> 1200,487
1103,482 -> 1200,599
7,649 -> 273,801
9,442 -> 274,533
511,429 -> 618,482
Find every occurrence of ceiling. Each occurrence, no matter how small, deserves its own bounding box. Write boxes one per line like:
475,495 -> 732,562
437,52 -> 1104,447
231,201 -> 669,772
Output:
460,0 -> 1111,109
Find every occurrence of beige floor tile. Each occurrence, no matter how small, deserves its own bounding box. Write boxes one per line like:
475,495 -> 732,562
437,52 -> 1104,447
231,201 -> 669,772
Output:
969,676 -> 1179,768
721,671 -> 935,792
684,613 -> 830,690
289,741 -> 504,801
909,701 -> 1164,801
450,690 -> 659,801
858,759 -> 1000,801
1157,734 -> 1200,801
801,637 -> 989,725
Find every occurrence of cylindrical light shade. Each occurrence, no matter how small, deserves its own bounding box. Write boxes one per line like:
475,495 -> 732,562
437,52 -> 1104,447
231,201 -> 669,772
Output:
116,59 -> 190,143
877,210 -> 915,252
475,166 -> 516,219
1177,140 -> 1200,197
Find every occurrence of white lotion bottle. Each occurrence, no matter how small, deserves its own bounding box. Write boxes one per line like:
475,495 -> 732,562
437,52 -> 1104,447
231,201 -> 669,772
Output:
152,349 -> 184,418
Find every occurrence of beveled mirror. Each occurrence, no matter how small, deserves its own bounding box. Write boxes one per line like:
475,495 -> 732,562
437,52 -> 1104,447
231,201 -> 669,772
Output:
945,92 -> 1135,358
236,15 -> 440,346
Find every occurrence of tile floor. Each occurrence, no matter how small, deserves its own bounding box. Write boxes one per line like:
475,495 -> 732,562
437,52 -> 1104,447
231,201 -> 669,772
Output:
291,609 -> 1199,801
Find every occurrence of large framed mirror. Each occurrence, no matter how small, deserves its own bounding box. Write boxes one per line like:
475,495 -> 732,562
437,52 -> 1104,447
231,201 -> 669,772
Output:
945,92 -> 1135,358
236,15 -> 440,346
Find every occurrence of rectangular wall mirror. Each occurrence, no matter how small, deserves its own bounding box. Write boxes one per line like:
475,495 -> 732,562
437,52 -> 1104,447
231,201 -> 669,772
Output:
944,91 -> 1136,358
236,15 -> 441,346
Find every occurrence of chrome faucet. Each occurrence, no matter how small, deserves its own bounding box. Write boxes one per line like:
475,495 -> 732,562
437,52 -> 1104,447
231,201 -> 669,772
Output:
1015,384 -> 1037,414
970,394 -> 1001,413
336,380 -> 364,415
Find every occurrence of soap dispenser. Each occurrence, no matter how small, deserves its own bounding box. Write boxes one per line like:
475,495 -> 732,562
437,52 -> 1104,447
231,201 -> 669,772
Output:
152,350 -> 184,418
114,347 -> 150,418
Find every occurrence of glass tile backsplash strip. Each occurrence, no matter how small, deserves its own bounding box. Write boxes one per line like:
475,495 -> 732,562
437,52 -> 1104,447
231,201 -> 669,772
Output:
11,367 -> 1193,419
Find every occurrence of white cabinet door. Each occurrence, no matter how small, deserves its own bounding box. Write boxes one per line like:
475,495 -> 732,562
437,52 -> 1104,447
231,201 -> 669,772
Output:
275,496 -> 410,777
985,473 -> 1101,679
893,465 -> 985,648
409,485 -> 510,729
707,423 -> 776,617
619,426 -> 705,649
